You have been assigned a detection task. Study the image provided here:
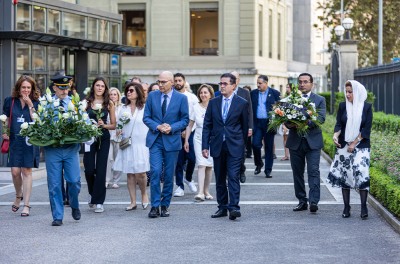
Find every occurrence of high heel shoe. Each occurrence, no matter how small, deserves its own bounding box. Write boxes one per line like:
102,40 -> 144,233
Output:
12,196 -> 23,212
142,203 -> 149,210
194,194 -> 205,201
342,206 -> 351,218
360,206 -> 368,219
21,205 -> 31,217
125,205 -> 137,211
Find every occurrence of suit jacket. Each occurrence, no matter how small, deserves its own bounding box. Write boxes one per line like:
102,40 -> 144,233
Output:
143,90 -> 189,151
334,102 -> 372,149
202,94 -> 249,158
250,87 -> 281,129
286,92 -> 326,150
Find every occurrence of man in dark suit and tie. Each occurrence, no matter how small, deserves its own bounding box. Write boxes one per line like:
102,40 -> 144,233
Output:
286,73 -> 326,213
202,73 -> 249,220
250,75 -> 281,178
143,71 -> 189,218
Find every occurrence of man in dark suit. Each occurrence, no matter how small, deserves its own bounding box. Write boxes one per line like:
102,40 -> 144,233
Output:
250,75 -> 281,178
202,73 -> 249,220
143,71 -> 189,218
286,73 -> 326,213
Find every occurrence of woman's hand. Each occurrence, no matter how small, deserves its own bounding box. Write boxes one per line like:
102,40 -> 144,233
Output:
22,95 -> 33,108
347,141 -> 357,153
2,133 -> 9,140
97,119 -> 105,127
333,136 -> 341,148
116,129 -> 123,136
184,141 -> 189,153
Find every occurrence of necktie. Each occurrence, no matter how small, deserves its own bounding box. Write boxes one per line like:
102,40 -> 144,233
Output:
162,94 -> 168,116
222,98 -> 229,122
61,100 -> 66,112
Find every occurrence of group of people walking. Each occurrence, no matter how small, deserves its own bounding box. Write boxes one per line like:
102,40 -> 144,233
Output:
2,70 -> 372,226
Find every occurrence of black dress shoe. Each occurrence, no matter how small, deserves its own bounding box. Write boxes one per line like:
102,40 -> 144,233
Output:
254,166 -> 262,175
342,206 -> 351,218
71,208 -> 81,220
264,172 -> 272,178
293,202 -> 308,211
310,202 -> 319,213
160,206 -> 169,217
52,220 -> 63,226
63,200 -> 70,207
240,172 -> 246,183
211,209 -> 228,218
148,207 -> 160,218
229,210 -> 241,220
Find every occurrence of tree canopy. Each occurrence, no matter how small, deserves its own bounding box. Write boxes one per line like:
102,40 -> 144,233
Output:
317,0 -> 400,67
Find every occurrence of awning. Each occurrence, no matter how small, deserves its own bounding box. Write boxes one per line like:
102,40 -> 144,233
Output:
0,31 -> 135,53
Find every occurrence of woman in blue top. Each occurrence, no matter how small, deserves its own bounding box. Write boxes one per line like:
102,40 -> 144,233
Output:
2,75 -> 40,217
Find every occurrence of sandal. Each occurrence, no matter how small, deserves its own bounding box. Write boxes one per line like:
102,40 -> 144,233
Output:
280,157 -> 290,161
12,196 -> 23,212
21,205 -> 31,217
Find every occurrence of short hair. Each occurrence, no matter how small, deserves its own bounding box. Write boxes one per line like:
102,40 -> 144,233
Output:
174,73 -> 186,81
131,76 -> 142,83
298,73 -> 313,83
149,82 -> 160,92
196,84 -> 215,102
243,85 -> 252,92
220,73 -> 236,85
258,75 -> 269,82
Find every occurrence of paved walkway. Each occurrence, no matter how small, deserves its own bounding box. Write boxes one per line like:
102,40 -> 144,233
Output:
0,135 -> 399,263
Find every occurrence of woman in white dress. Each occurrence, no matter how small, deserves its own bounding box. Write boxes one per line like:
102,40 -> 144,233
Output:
184,84 -> 214,201
113,82 -> 150,210
106,87 -> 123,188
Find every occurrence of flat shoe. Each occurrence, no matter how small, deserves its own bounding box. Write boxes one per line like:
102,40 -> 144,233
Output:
195,194 -> 205,201
205,194 -> 213,200
280,157 -> 289,161
125,205 -> 137,211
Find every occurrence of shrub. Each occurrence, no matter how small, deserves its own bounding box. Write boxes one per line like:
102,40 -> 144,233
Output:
372,112 -> 400,134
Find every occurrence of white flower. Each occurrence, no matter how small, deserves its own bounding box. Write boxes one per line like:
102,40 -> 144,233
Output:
20,122 -> 29,129
83,87 -> 91,95
280,97 -> 288,102
302,116 -> 306,120
68,101 -> 75,111
40,99 -> 47,106
94,103 -> 102,110
62,113 -> 70,119
312,116 -> 317,121
79,100 -> 88,112
292,114 -> 297,118
53,99 -> 60,107
46,94 -> 53,103
32,113 -> 39,120
0,114 -> 7,122
122,112 -> 130,118
287,114 -> 293,119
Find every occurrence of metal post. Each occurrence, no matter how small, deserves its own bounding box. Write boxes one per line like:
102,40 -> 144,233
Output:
378,0 -> 383,65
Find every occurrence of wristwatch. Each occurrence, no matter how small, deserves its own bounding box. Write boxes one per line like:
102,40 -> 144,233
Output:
357,136 -> 362,142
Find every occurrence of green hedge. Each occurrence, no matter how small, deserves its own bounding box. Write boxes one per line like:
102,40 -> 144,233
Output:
318,91 -> 375,114
371,112 -> 400,134
370,167 -> 400,218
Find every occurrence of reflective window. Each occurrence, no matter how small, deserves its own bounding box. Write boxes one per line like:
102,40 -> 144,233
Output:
16,43 -> 31,71
190,8 -> 218,56
48,9 -> 60,34
110,22 -> 119,43
34,74 -> 46,95
100,53 -> 109,74
110,78 -> 120,89
111,54 -> 119,75
121,10 -> 146,56
68,53 -> 75,76
48,47 -> 61,72
88,17 -> 98,41
63,12 -> 86,38
33,6 -> 46,32
16,3 -> 31,30
32,45 -> 46,71
99,19 -> 109,42
268,9 -> 273,58
88,52 -> 98,74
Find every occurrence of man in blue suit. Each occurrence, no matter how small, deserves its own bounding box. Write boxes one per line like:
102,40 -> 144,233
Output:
143,71 -> 189,218
250,75 -> 281,178
202,73 -> 249,220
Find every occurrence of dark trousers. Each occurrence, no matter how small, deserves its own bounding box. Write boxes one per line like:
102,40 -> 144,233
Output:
246,136 -> 252,157
252,118 -> 275,174
213,142 -> 242,211
289,138 -> 321,204
175,131 -> 196,189
83,138 -> 110,204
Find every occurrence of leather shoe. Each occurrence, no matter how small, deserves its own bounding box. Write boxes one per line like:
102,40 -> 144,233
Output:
211,209 -> 228,218
148,207 -> 160,218
160,206 -> 169,217
254,166 -> 262,175
310,202 -> 318,213
240,172 -> 246,183
71,208 -> 81,220
293,202 -> 308,211
51,220 -> 63,226
229,210 -> 241,220
265,171 -> 272,178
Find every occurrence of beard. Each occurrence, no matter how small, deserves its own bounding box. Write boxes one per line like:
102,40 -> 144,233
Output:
175,84 -> 184,90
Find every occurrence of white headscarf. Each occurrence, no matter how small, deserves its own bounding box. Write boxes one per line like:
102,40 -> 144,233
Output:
344,80 -> 367,142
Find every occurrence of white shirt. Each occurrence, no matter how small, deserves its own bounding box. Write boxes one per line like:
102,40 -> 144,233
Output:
182,90 -> 198,132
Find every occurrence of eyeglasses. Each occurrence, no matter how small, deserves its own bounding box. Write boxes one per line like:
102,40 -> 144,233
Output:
157,80 -> 169,86
218,82 -> 230,87
127,89 -> 135,93
298,80 -> 312,85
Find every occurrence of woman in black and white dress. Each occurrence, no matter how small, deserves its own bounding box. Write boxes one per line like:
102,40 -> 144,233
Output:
327,80 -> 372,219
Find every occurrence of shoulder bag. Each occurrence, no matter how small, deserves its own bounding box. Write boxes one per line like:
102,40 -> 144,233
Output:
119,109 -> 138,150
1,98 -> 15,154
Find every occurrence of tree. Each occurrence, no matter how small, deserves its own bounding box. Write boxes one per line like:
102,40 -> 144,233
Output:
317,0 -> 400,67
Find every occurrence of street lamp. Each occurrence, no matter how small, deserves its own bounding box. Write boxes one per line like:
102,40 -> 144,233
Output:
342,17 -> 354,39
334,25 -> 345,38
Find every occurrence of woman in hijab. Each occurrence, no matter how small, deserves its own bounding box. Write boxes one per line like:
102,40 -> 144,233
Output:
327,80 -> 372,219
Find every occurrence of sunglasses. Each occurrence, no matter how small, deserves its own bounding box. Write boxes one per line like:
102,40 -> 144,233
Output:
127,88 -> 135,94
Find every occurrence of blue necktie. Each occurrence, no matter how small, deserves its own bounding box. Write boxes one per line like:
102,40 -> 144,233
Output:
162,94 -> 168,116
222,98 -> 229,122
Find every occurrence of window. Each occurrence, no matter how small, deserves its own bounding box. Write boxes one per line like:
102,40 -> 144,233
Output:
111,54 -> 120,75
88,17 -> 98,41
33,6 -> 46,33
32,45 -> 46,71
63,12 -> 86,38
190,3 -> 218,56
88,52 -> 99,74
48,9 -> 60,34
16,43 -> 31,71
110,22 -> 119,44
268,9 -> 273,58
100,53 -> 109,74
258,5 -> 263,57
99,19 -> 109,42
120,10 -> 146,56
278,13 -> 281,60
48,47 -> 61,72
16,3 -> 31,30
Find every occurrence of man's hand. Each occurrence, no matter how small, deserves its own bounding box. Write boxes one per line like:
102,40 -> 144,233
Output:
202,149 -> 209,158
248,129 -> 253,137
284,121 -> 297,129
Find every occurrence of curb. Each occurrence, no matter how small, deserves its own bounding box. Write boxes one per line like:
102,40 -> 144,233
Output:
321,150 -> 400,234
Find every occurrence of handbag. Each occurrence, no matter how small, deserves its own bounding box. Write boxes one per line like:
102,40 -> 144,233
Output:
119,109 -> 138,150
1,98 -> 14,154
